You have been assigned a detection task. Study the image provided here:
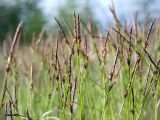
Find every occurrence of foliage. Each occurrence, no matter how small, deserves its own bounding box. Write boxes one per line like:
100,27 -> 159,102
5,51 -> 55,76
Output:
0,2 -> 21,41
0,0 -> 45,41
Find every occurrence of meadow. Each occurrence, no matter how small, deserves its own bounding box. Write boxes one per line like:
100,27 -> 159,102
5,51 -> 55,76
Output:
0,9 -> 160,120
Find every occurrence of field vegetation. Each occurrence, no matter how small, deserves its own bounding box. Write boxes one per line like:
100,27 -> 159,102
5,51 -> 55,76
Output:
0,6 -> 160,120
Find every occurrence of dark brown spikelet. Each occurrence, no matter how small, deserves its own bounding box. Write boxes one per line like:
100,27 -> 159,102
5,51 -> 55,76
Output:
134,11 -> 138,37
77,14 -> 81,55
143,48 -> 158,69
127,26 -> 133,66
73,11 -> 77,42
109,47 -> 119,81
144,19 -> 155,49
54,17 -> 69,45
124,90 -> 128,98
77,14 -> 81,43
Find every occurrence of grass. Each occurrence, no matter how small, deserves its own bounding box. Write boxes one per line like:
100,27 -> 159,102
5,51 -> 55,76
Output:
0,9 -> 160,120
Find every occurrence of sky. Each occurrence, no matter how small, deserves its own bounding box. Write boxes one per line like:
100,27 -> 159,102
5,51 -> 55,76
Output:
41,0 -> 137,16
40,0 -> 160,30
40,0 -> 140,28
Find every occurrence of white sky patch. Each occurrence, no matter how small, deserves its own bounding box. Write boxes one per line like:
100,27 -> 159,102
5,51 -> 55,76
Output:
40,0 -> 65,16
40,0 -> 66,28
98,0 -> 141,26
40,0 -> 147,29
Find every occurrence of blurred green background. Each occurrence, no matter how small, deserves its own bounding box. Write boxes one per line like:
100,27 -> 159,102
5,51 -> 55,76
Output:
0,0 -> 159,42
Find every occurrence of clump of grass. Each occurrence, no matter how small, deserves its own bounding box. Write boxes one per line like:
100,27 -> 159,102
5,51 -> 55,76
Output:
1,8 -> 160,120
